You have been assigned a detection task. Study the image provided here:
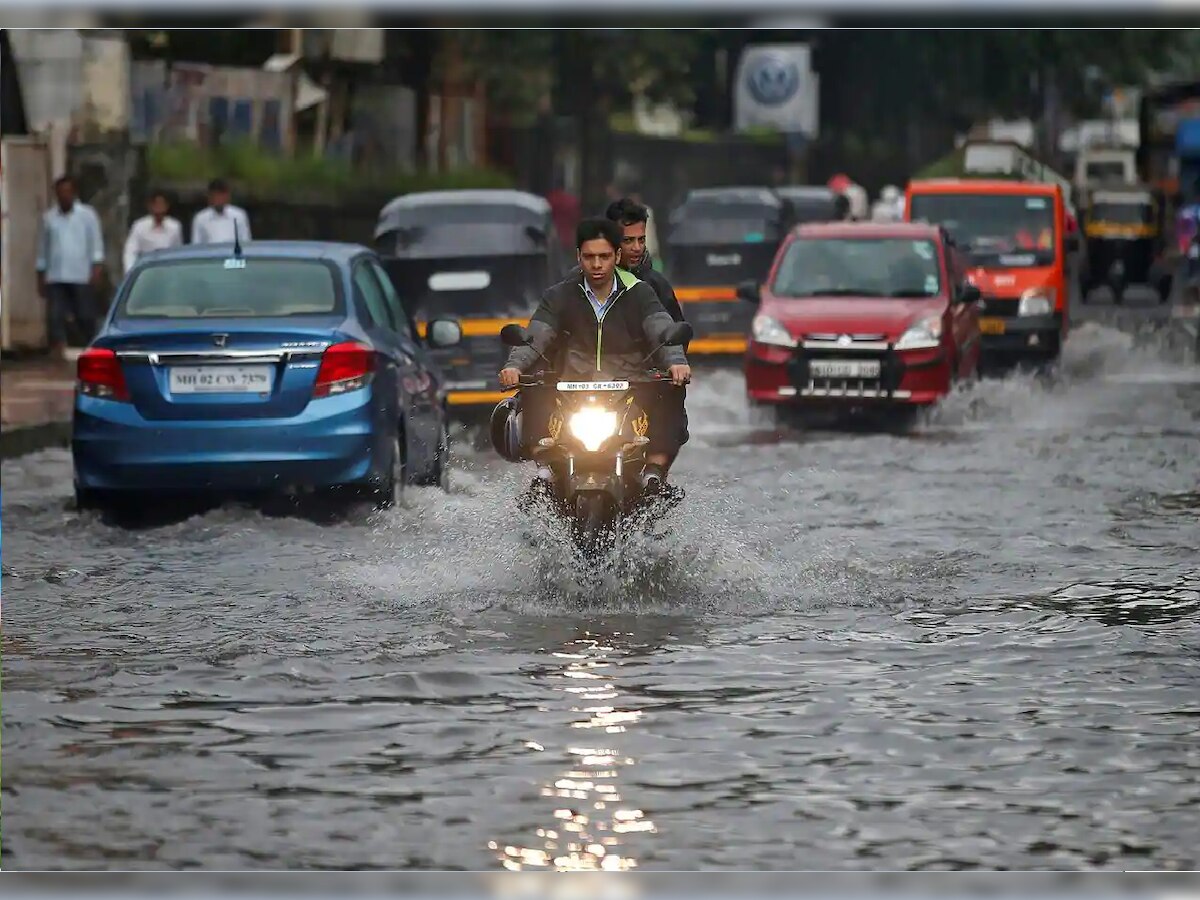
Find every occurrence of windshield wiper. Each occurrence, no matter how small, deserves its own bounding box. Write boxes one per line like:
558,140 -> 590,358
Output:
778,288 -> 886,298
889,290 -> 937,298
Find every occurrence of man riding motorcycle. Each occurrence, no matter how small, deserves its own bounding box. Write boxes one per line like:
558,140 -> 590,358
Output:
499,217 -> 691,494
601,198 -> 689,480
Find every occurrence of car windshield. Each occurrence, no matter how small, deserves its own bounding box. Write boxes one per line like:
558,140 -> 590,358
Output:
1090,201 -> 1154,226
121,258 -> 340,318
770,238 -> 943,298
908,192 -> 1058,267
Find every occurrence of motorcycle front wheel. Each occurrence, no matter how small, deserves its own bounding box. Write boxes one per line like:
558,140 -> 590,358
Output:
573,491 -> 614,554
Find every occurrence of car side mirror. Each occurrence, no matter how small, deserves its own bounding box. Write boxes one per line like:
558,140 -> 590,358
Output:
959,283 -> 981,304
500,323 -> 530,346
736,279 -> 761,303
427,317 -> 463,348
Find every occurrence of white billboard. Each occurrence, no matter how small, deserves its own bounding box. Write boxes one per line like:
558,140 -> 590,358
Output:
733,44 -> 819,139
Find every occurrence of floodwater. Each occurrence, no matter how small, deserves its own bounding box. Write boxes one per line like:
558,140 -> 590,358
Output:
2,322 -> 1198,870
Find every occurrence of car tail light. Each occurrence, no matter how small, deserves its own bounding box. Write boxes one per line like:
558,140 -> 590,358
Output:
77,348 -> 130,401
314,341 -> 374,397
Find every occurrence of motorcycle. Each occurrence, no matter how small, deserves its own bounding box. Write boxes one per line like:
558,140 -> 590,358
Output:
497,321 -> 693,553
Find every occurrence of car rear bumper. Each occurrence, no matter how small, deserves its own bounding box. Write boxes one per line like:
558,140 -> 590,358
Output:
72,391 -> 380,492
745,342 -> 951,407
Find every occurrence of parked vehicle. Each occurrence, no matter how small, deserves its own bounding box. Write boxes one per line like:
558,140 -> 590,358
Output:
906,177 -> 1074,366
664,187 -> 790,359
741,221 -> 981,417
72,241 -> 462,513
373,189 -> 569,414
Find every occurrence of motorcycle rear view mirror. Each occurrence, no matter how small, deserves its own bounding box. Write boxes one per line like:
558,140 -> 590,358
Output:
500,324 -> 531,346
663,322 -> 693,346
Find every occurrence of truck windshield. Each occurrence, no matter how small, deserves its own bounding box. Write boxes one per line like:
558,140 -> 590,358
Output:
1085,161 -> 1128,181
908,192 -> 1058,267
771,238 -> 942,298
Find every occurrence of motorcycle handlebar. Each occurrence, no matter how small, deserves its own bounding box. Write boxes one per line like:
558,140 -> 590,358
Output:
508,370 -> 690,389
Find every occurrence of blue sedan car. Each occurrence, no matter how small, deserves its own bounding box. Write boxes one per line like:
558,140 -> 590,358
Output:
73,241 -> 464,511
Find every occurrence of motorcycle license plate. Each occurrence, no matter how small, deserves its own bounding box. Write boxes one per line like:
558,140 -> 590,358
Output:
979,317 -> 1006,335
557,381 -> 630,392
809,359 -> 881,379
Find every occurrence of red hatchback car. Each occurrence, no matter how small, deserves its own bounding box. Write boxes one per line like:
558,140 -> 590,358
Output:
741,221 -> 982,413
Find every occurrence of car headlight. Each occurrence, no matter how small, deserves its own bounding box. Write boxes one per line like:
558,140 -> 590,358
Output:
569,407 -> 618,452
752,314 -> 797,348
1018,288 -> 1055,317
895,315 -> 943,350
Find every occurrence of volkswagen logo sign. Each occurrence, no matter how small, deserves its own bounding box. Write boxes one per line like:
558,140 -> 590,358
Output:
837,334 -> 853,347
746,52 -> 801,107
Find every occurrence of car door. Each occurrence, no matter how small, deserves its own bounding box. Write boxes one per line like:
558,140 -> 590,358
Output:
361,257 -> 444,477
352,257 -> 407,439
944,242 -> 980,376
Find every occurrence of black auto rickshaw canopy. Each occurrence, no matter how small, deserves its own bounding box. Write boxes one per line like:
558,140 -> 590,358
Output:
774,185 -> 842,224
373,189 -> 566,320
1084,186 -> 1159,231
665,187 -> 790,286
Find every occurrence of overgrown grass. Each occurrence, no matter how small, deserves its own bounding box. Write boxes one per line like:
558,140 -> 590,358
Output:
608,113 -> 783,145
147,142 -> 515,198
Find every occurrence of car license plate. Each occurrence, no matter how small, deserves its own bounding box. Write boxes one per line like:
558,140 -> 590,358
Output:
979,317 -> 1007,335
169,365 -> 272,394
809,359 -> 880,379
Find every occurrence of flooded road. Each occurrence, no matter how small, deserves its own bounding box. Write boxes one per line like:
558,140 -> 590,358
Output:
3,323 -> 1199,870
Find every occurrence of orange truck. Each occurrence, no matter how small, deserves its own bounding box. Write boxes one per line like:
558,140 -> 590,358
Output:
905,178 -> 1077,366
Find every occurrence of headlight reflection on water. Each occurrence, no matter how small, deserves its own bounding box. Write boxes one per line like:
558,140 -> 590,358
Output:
489,635 -> 655,871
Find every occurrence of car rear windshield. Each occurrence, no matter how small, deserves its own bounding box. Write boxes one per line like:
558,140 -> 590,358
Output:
908,192 -> 1058,266
771,238 -> 943,298
120,258 -> 340,318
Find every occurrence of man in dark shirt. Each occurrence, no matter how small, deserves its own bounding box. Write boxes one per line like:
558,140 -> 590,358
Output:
605,197 -> 689,483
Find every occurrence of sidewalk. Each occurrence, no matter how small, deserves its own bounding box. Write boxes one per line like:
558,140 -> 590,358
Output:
0,353 -> 77,459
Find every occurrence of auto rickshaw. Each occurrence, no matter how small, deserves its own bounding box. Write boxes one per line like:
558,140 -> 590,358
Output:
774,185 -> 841,225
1079,185 -> 1171,304
664,187 -> 791,359
374,189 -> 570,414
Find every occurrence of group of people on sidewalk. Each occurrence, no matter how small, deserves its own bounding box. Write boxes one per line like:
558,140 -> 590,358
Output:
35,177 -> 252,357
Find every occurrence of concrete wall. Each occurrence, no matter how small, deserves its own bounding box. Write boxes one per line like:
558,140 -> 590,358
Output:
1,137 -> 53,351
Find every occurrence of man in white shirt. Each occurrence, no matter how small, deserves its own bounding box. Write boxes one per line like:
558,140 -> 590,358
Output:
123,189 -> 183,273
190,178 -> 252,245
36,174 -> 105,357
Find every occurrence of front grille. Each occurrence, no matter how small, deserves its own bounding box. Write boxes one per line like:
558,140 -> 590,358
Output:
803,333 -> 887,344
979,295 -> 1020,318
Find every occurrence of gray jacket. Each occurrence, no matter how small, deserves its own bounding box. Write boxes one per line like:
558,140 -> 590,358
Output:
505,268 -> 687,380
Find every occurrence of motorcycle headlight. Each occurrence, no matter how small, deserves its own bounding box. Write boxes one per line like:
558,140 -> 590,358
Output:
895,315 -> 943,351
569,407 -> 618,452
1018,288 -> 1055,317
752,314 -> 797,348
